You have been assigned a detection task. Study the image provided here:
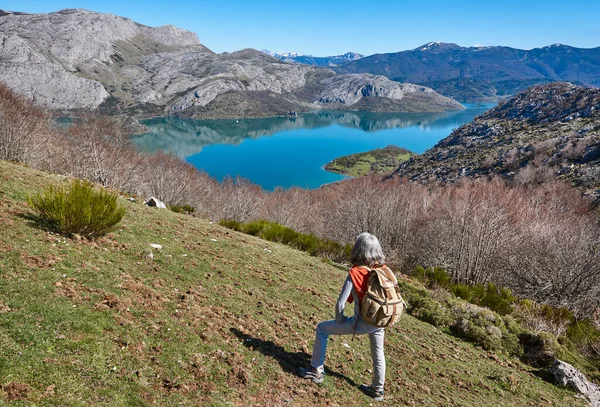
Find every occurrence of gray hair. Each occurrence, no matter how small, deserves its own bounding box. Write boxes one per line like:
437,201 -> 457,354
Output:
350,232 -> 385,267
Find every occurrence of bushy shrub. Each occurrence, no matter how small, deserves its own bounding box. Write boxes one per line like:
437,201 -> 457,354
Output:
27,180 -> 125,239
431,267 -> 452,288
411,265 -> 451,289
479,284 -> 516,316
519,331 -> 561,368
400,282 -> 452,328
453,318 -> 503,352
411,265 -> 427,283
470,284 -> 486,302
218,219 -> 350,262
451,284 -> 473,301
169,204 -> 195,214
243,220 -> 271,237
410,294 -> 453,328
218,219 -> 242,231
449,282 -> 516,316
565,319 -> 600,357
502,315 -> 524,336
514,299 -> 574,337
450,302 -> 522,355
311,239 -> 352,262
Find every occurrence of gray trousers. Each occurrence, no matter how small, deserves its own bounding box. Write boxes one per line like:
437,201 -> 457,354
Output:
310,316 -> 385,391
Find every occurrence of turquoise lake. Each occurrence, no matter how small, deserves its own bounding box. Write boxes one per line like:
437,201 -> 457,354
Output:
134,104 -> 494,190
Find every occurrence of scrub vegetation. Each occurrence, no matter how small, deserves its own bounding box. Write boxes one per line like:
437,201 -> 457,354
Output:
1,81 -> 600,405
0,160 -> 589,406
324,145 -> 414,177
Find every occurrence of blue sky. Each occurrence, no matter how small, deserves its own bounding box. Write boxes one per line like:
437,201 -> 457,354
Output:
3,0 -> 599,55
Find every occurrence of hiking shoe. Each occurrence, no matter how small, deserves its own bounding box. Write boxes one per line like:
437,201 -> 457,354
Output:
297,366 -> 324,384
359,384 -> 384,402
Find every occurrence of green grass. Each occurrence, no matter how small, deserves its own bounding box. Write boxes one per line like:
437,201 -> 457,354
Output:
325,145 -> 414,177
0,160 -> 587,406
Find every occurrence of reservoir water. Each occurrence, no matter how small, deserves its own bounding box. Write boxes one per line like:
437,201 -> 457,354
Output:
134,104 -> 494,190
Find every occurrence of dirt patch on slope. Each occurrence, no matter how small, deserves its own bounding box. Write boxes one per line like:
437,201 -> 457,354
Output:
2,382 -> 30,401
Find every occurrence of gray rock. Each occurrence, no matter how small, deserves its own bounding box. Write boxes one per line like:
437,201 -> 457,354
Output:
0,8 -> 204,110
144,197 -> 166,209
315,74 -> 463,111
0,32 -> 109,109
0,8 -> 463,117
551,359 -> 600,406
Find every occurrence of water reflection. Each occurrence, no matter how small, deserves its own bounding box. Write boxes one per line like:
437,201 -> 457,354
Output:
134,106 -> 492,159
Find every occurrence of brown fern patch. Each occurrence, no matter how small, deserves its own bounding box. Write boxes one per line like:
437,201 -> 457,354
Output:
2,382 -> 30,401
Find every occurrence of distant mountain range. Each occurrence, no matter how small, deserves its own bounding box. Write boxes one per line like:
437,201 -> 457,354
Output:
332,42 -> 600,102
261,50 -> 364,66
394,82 -> 600,200
0,9 -> 462,119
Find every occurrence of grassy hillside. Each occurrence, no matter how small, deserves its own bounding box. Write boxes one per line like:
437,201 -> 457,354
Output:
0,160 -> 586,406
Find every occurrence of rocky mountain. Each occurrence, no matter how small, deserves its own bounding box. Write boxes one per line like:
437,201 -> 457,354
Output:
0,9 -> 460,119
314,73 -> 462,112
393,82 -> 600,200
262,50 -> 364,66
333,42 -> 600,103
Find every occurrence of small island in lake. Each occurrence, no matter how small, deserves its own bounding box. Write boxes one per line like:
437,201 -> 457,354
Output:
325,145 -> 415,177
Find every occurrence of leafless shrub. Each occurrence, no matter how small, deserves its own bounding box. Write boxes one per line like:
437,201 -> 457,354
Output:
532,137 -> 560,156
213,177 -> 264,223
412,178 -> 516,284
503,147 -> 520,170
502,192 -> 600,316
513,164 -> 556,185
53,115 -> 144,191
259,187 -> 314,232
561,136 -> 592,160
513,302 -> 572,337
481,154 -> 497,168
0,82 -> 53,163
139,152 -> 212,207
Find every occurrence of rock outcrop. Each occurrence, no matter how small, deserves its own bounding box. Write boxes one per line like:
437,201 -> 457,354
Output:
0,9 -> 210,110
144,197 -> 166,209
0,9 -> 462,118
393,82 -> 600,200
551,359 -> 600,407
315,74 -> 464,112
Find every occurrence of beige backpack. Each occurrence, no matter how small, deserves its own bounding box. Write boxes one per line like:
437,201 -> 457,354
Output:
360,266 -> 406,328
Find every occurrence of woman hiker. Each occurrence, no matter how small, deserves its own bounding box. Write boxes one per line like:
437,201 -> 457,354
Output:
298,232 -> 389,402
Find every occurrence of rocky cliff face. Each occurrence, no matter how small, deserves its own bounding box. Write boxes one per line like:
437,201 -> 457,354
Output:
0,9 -> 462,118
394,82 -> 600,200
0,8 -> 208,111
315,74 -> 463,112
0,28 -> 110,110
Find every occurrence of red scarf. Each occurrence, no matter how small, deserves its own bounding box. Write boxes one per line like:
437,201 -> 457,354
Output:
347,265 -> 370,304
347,264 -> 392,303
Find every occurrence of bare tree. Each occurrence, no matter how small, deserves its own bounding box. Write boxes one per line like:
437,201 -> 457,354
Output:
0,82 -> 52,163
58,115 -> 144,191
